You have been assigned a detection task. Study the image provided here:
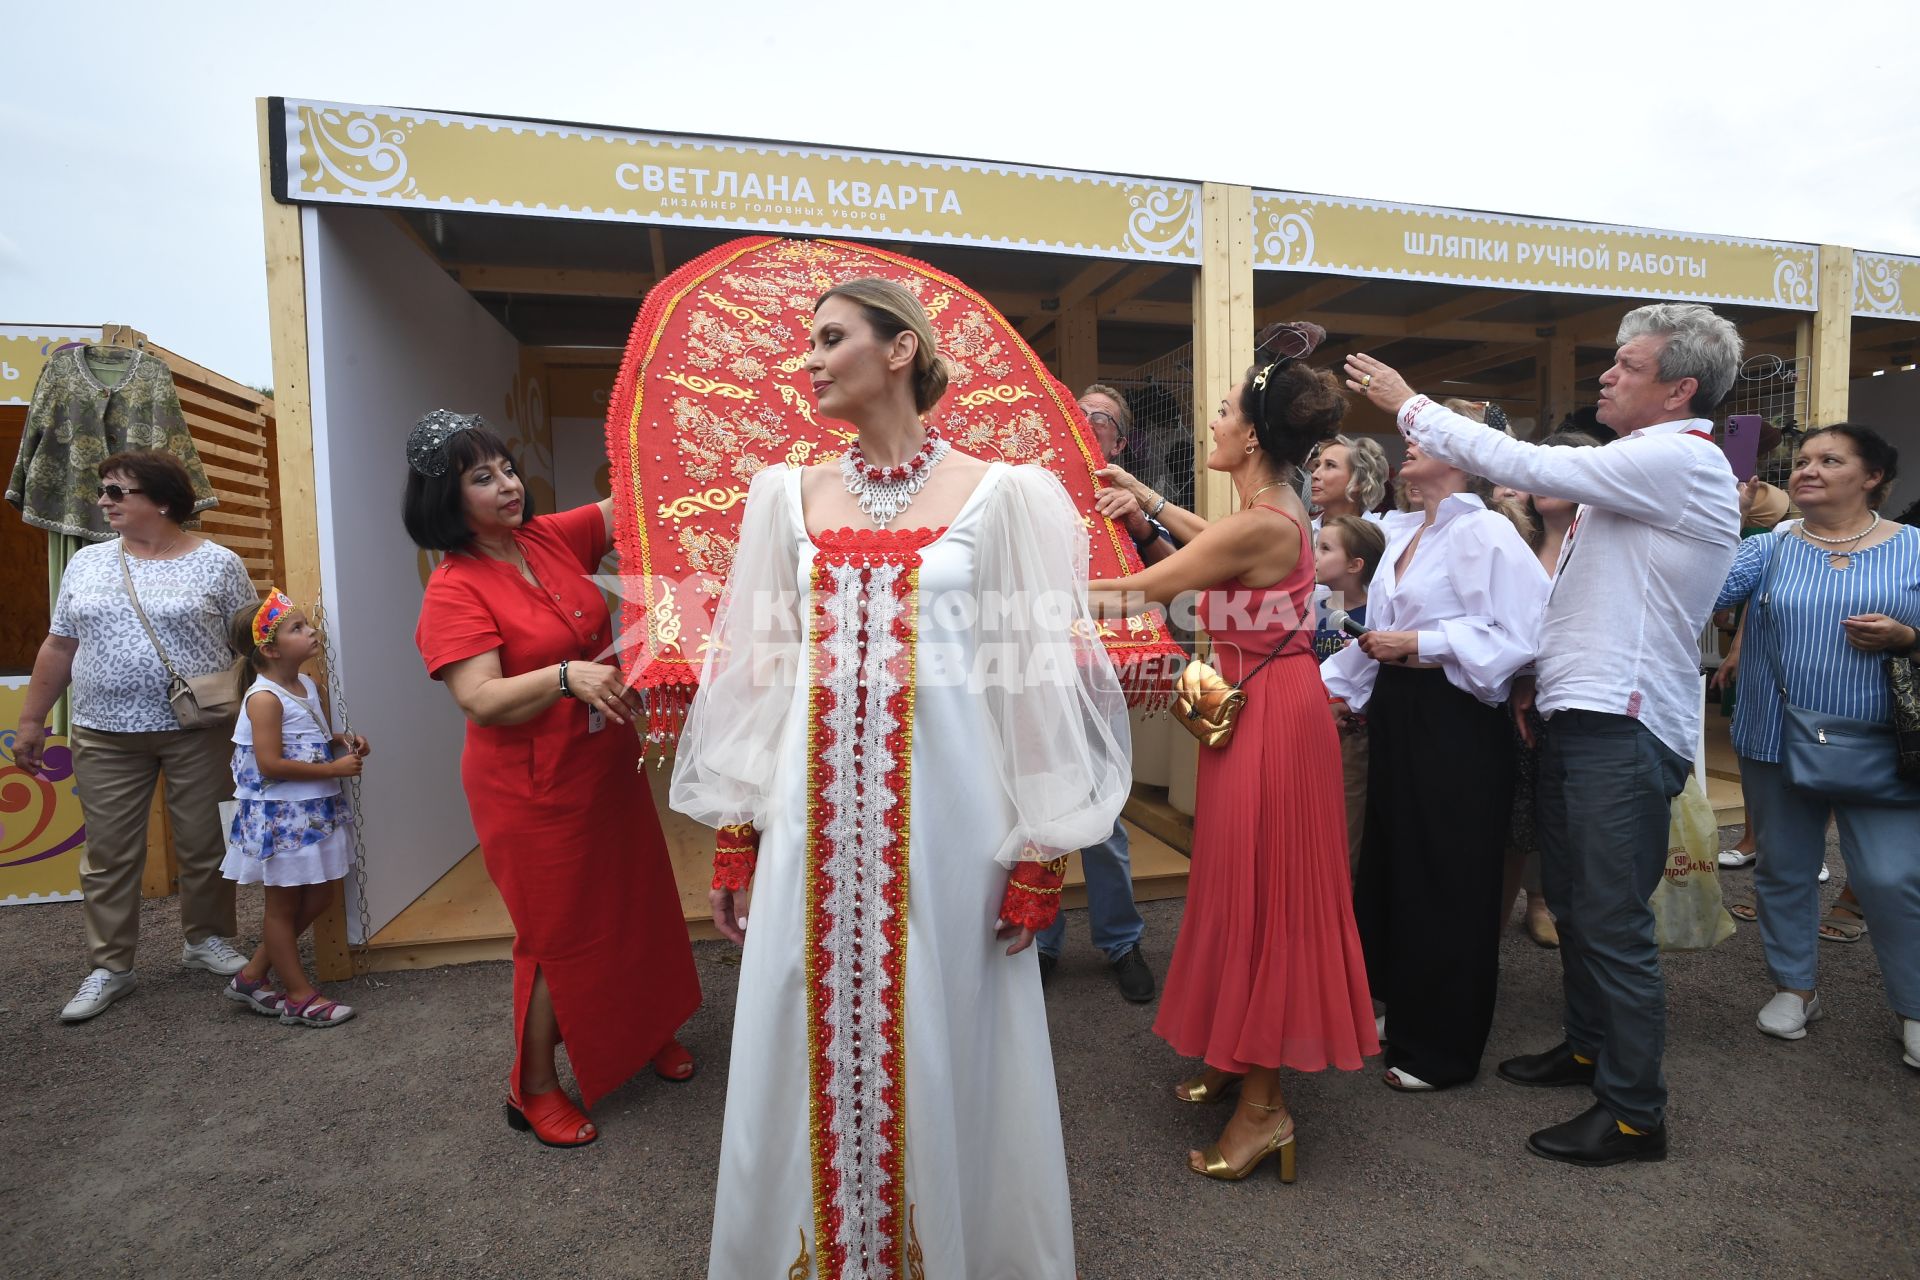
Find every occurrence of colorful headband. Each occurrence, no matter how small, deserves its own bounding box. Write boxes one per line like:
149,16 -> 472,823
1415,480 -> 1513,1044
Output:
252,589 -> 295,648
406,409 -> 486,477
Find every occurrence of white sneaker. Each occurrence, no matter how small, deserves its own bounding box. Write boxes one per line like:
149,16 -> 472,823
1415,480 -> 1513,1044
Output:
1718,848 -> 1757,869
1757,991 -> 1823,1040
1819,863 -> 1831,884
180,936 -> 247,976
60,968 -> 136,1022
1902,1019 -> 1919,1071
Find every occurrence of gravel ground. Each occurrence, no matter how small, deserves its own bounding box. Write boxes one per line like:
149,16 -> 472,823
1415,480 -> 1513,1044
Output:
3,827 -> 1916,1280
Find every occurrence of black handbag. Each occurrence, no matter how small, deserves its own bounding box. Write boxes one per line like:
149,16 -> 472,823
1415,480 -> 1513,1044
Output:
1757,527 -> 1920,807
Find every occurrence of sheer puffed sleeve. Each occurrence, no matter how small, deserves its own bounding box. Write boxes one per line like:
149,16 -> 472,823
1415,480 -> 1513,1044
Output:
668,465 -> 805,831
973,464 -> 1132,866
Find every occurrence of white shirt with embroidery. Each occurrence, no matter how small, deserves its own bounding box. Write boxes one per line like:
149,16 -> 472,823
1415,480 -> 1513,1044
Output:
1395,397 -> 1739,757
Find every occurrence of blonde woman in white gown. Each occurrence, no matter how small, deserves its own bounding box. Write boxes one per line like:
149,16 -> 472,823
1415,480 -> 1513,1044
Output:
671,279 -> 1129,1280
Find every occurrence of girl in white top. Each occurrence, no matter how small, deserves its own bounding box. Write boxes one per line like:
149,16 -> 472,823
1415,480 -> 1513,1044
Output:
1320,430 -> 1548,1093
219,591 -> 371,1028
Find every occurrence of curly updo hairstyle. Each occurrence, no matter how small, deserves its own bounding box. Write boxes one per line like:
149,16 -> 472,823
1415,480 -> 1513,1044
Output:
1237,358 -> 1349,467
815,278 -> 953,414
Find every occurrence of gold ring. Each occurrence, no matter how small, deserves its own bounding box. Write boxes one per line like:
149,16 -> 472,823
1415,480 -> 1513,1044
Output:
1362,374 -> 1373,388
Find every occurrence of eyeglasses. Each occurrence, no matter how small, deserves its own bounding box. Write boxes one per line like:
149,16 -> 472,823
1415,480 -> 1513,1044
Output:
96,484 -> 145,502
1084,410 -> 1123,432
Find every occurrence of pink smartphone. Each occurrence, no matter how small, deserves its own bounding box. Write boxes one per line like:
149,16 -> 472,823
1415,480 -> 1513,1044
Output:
1722,414 -> 1763,484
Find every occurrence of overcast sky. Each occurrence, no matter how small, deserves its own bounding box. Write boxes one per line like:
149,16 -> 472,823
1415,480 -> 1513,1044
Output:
4,0 -> 1917,388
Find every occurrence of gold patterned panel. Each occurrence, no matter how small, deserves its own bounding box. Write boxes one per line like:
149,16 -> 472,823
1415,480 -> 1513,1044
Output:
657,487 -> 748,520
700,291 -> 770,325
955,385 -> 1037,408
659,371 -> 757,401
787,1226 -> 810,1280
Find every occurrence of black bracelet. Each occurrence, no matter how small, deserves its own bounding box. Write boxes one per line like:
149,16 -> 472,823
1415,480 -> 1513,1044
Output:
558,659 -> 574,698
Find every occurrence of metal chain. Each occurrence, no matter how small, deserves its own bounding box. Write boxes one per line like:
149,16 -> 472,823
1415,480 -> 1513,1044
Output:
307,592 -> 383,988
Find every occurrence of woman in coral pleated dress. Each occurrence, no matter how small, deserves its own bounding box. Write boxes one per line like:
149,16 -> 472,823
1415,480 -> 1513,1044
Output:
672,279 -> 1130,1277
1091,353 -> 1378,1183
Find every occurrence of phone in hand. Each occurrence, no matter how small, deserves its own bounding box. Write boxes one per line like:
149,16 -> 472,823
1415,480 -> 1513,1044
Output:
1722,414 -> 1764,484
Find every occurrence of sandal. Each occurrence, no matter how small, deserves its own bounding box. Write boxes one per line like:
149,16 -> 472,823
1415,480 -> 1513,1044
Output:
651,1037 -> 696,1082
1819,901 -> 1867,945
279,992 -> 356,1028
1174,1068 -> 1244,1104
223,973 -> 283,1018
1729,902 -> 1758,922
505,1083 -> 598,1148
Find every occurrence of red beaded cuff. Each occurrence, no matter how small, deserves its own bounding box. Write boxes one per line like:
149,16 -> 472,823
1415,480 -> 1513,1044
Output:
712,823 -> 760,891
999,855 -> 1070,931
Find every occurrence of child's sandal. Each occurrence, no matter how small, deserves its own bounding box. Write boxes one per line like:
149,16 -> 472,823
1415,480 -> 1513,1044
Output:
279,992 -> 356,1028
223,973 -> 284,1017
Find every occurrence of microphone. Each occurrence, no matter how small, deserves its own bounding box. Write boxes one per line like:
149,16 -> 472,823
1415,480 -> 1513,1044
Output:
1326,607 -> 1371,640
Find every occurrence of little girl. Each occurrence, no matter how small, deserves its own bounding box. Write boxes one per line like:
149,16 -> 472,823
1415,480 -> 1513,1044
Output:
220,590 -> 370,1027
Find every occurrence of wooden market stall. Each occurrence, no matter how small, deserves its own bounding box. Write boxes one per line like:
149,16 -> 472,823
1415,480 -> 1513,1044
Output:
253,96 -> 1917,979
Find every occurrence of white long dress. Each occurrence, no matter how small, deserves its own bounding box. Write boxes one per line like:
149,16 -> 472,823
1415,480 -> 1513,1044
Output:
672,461 -> 1130,1280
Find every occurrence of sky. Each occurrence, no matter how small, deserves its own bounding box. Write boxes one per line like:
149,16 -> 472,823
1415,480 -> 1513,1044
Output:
4,0 -> 1917,389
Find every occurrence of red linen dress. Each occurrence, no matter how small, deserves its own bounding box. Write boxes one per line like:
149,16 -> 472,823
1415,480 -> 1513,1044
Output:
1153,506 -> 1378,1072
414,503 -> 700,1107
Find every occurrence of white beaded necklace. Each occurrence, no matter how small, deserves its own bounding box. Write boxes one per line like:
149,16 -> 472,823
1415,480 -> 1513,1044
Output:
840,430 -> 950,527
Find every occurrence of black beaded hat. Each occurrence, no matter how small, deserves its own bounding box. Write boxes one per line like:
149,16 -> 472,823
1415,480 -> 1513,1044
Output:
406,410 -> 487,477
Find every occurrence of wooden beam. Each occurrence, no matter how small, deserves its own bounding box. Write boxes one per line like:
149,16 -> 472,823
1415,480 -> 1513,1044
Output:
648,228 -> 668,281
1850,322 -> 1920,353
978,290 -> 1047,320
256,97 -> 350,983
1403,342 -> 1536,387
1020,260 -> 1128,340
1093,266 -> 1173,318
1809,245 -> 1854,426
448,264 -> 653,298
1107,300 -> 1198,327
1058,301 -> 1099,396
1402,289 -> 1528,332
1537,332 -> 1576,433
1256,276 -> 1368,323
1191,182 -> 1253,521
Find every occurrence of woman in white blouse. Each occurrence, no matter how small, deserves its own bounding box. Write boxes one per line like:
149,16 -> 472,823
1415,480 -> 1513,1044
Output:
1322,434 -> 1549,1091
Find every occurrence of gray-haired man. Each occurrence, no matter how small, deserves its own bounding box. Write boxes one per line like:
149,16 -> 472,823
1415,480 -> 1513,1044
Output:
1345,303 -> 1743,1166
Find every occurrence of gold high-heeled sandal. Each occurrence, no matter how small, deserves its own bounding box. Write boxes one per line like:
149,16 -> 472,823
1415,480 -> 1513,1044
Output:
1190,1098 -> 1297,1183
1174,1068 -> 1244,1105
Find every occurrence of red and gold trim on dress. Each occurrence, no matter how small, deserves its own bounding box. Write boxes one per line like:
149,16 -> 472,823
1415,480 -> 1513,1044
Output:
712,823 -> 760,892
999,853 -> 1070,932
803,528 -> 932,1280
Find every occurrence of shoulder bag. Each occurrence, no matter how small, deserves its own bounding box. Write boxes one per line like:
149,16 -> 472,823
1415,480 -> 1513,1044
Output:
1171,629 -> 1310,750
1756,525 -> 1920,806
119,541 -> 243,730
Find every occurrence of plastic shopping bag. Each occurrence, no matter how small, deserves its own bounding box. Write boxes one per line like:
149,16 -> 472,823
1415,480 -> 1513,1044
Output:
1650,772 -> 1736,951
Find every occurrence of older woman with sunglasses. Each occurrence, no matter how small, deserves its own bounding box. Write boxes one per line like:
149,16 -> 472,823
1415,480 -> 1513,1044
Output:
15,450 -> 258,1022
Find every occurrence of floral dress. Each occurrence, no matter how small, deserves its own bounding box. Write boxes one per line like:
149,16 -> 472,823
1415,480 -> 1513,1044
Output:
220,674 -> 352,888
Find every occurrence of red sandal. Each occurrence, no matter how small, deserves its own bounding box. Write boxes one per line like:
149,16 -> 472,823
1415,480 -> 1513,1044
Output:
651,1037 -> 696,1083
505,1084 -> 597,1148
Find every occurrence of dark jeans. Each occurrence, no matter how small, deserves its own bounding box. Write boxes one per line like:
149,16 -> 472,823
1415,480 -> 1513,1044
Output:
1536,710 -> 1688,1130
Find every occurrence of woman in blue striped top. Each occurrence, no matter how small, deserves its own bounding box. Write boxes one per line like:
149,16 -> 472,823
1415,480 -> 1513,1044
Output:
1714,423 -> 1920,1071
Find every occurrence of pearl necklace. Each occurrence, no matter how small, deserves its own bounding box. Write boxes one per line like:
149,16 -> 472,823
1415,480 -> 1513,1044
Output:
1800,512 -> 1878,570
841,429 -> 950,527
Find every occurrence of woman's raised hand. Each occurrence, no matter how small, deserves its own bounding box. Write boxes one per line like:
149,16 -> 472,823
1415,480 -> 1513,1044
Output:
566,660 -> 641,726
1096,463 -> 1155,508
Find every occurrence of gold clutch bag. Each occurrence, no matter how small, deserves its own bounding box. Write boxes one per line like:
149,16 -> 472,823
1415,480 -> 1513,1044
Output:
1170,632 -> 1307,749
1172,657 -> 1247,749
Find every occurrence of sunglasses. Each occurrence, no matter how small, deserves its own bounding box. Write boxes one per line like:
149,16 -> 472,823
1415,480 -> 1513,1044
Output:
96,484 -> 145,502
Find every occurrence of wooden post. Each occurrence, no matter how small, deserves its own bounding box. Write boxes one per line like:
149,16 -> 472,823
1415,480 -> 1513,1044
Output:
1058,300 -> 1099,398
1166,183 -> 1255,820
1189,183 -> 1254,521
256,99 -> 351,983
1536,332 -> 1575,437
1808,245 -> 1854,427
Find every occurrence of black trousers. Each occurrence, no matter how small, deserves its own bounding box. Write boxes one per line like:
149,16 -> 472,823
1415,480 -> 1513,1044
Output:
1354,666 -> 1517,1087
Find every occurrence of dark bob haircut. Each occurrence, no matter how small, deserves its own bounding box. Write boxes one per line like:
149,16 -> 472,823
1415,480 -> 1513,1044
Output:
401,424 -> 534,551
1801,422 -> 1900,509
99,450 -> 198,523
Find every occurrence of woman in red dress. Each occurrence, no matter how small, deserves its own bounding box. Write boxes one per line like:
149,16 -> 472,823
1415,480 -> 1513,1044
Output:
406,411 -> 700,1148
1091,357 -> 1377,1182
